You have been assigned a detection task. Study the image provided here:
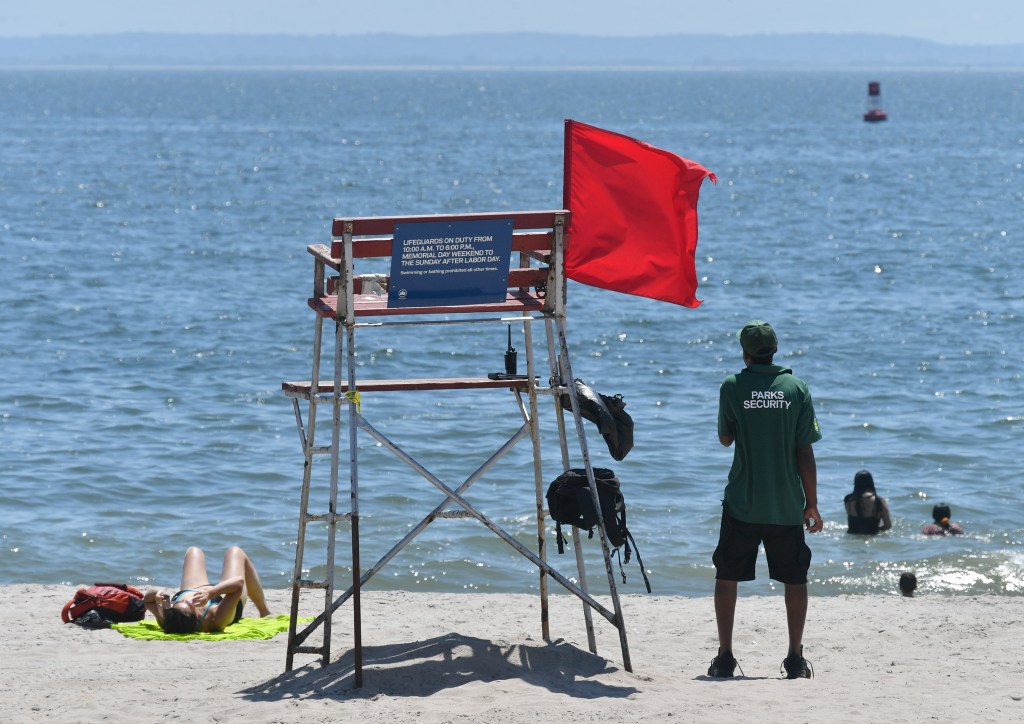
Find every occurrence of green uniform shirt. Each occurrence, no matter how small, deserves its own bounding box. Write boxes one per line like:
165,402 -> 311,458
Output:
718,363 -> 822,525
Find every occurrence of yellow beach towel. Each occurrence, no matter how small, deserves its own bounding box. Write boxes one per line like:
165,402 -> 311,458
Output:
111,614 -> 310,641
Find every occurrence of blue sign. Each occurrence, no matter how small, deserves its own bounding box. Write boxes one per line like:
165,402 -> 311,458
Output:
388,219 -> 514,308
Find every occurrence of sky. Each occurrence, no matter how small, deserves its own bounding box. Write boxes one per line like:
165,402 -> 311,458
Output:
2,0 -> 1023,46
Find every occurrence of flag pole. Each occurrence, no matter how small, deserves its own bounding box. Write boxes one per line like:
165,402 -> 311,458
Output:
562,118 -> 573,211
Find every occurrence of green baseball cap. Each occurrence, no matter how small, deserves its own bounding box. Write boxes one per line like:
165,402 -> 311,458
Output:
738,320 -> 778,357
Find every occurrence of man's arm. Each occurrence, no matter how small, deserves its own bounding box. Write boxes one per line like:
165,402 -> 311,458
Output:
796,444 -> 822,533
717,380 -> 734,448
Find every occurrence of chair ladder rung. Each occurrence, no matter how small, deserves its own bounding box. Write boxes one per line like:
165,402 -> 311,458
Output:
304,512 -> 352,523
436,510 -> 473,519
310,393 -> 358,405
293,645 -> 326,656
297,578 -> 329,589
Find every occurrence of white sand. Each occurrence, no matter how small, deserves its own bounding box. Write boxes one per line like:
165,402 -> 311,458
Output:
3,585 -> 1022,723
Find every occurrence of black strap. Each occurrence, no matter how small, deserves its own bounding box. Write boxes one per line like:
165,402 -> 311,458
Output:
610,528 -> 652,594
621,505 -> 631,563
555,522 -> 565,554
614,547 -> 626,585
626,528 -> 652,593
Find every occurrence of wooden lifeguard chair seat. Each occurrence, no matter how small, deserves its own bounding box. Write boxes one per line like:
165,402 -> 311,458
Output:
283,209 -> 566,397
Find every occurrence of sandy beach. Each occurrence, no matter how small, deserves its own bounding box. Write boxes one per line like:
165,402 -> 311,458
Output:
3,585 -> 1021,723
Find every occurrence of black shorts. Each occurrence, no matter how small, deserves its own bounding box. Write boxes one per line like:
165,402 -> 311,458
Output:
713,509 -> 811,585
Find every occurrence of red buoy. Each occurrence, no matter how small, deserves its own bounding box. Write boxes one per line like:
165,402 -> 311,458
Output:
864,81 -> 887,122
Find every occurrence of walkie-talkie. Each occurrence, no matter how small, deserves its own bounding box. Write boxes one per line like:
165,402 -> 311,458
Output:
504,325 -> 517,375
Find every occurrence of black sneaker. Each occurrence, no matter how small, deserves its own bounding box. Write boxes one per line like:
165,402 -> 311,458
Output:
707,651 -> 741,678
781,647 -> 813,679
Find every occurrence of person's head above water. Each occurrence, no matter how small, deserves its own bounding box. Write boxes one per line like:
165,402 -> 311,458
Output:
852,470 -> 877,496
899,572 -> 917,597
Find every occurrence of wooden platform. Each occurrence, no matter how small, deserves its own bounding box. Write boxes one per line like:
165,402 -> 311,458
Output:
308,290 -> 546,319
282,376 -> 533,397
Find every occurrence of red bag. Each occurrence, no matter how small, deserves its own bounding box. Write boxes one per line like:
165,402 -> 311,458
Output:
62,583 -> 146,625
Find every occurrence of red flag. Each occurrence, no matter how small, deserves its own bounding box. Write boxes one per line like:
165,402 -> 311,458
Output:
563,119 -> 716,308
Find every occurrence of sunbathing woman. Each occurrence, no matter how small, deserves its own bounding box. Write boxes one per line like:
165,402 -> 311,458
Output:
143,546 -> 271,633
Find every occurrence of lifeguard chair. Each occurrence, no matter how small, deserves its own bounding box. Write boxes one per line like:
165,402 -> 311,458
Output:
281,209 -> 636,686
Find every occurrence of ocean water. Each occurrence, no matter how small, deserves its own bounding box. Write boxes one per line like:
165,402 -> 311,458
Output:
1,69 -> 1022,599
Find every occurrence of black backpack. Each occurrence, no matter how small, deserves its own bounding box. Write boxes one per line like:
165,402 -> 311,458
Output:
545,468 -> 651,592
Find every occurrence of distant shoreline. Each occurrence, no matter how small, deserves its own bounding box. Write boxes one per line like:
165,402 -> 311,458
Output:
3,31 -> 1024,70
5,64 -> 1024,73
